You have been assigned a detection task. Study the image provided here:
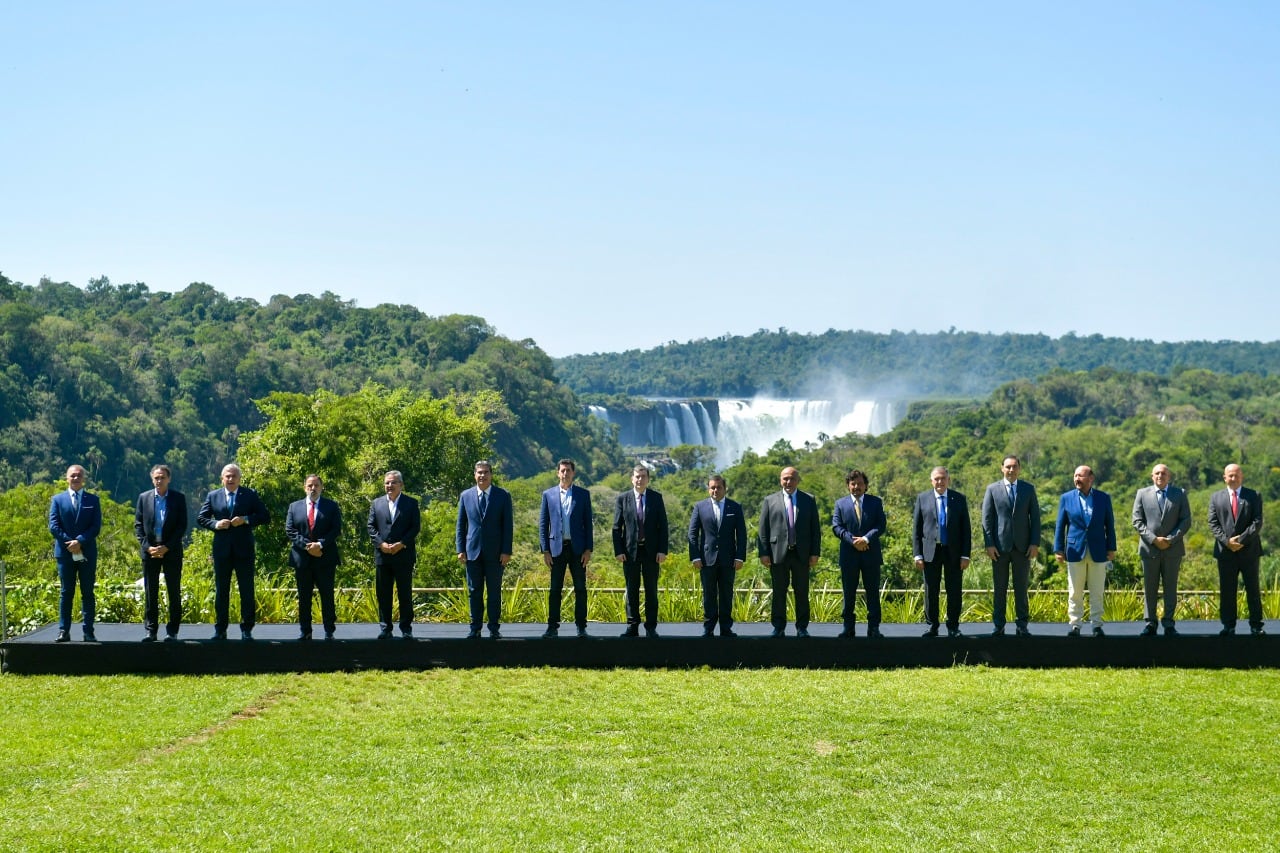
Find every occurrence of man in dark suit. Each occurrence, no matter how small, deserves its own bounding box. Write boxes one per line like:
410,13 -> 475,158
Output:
612,464 -> 669,637
913,466 -> 972,637
48,464 -> 102,642
757,466 -> 821,638
831,468 -> 887,639
286,474 -> 342,641
981,455 -> 1041,636
197,463 -> 270,641
367,470 -> 420,640
455,459 -> 513,639
538,458 -> 593,638
1053,465 -> 1117,637
688,474 -> 747,638
1208,463 -> 1265,636
1132,463 -> 1192,637
134,463 -> 188,642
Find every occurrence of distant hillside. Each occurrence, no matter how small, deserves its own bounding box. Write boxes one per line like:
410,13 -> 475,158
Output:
0,274 -> 619,494
554,329 -> 1280,397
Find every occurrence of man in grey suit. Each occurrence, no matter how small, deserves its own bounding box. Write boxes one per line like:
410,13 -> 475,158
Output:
1208,463 -> 1265,636
1131,463 -> 1192,637
757,466 -> 821,638
981,455 -> 1041,637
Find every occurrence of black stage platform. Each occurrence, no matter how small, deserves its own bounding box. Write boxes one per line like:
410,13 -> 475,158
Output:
3,620 -> 1277,674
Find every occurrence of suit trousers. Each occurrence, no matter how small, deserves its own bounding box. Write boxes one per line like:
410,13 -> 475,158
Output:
623,546 -> 660,630
142,556 -> 183,636
991,550 -> 1032,629
465,557 -> 504,631
548,545 -> 588,630
296,560 -> 337,634
770,549 -> 810,630
1066,556 -> 1108,628
840,563 -> 881,629
1217,552 -> 1264,631
1140,551 -> 1181,627
57,558 -> 96,632
213,556 -> 256,632
375,562 -> 414,633
922,549 -> 963,631
699,563 -> 736,632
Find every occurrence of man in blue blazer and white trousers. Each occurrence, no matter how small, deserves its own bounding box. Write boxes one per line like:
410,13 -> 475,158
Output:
456,460 -> 513,639
49,464 -> 102,642
1054,465 -> 1117,637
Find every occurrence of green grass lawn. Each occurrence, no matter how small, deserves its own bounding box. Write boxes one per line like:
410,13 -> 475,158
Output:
2,668 -> 1277,851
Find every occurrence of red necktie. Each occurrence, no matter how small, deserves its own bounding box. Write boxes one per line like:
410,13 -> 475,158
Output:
308,501 -> 316,532
1231,490 -> 1239,520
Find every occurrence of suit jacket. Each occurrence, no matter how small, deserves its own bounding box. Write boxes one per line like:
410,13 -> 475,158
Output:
981,479 -> 1041,554
49,489 -> 102,563
1208,486 -> 1263,560
757,489 -> 821,565
832,493 -> 886,569
134,488 -> 188,561
197,487 -> 270,560
1053,489 -> 1117,562
688,497 -> 748,568
455,486 -> 514,562
539,484 -> 593,557
612,489 -> 670,560
913,489 -> 971,566
1131,484 -> 1192,559
286,496 -> 342,570
368,493 -> 421,568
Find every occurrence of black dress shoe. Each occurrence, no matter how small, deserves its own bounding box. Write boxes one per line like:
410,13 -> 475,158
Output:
240,628 -> 254,641
212,629 -> 228,641
298,632 -> 313,641
142,632 -> 157,643
989,627 -> 1006,637
489,630 -> 502,640
1092,626 -> 1105,638
620,626 -> 640,638
377,628 -> 393,640
1163,626 -> 1178,637
702,629 -> 715,638
576,627 -> 589,638
1015,626 -> 1032,637
164,633 -> 179,643
1139,624 -> 1158,637
1068,626 -> 1081,637
721,629 -> 738,638
770,628 -> 785,638
1251,627 -> 1267,637
541,628 -> 559,639
466,629 -> 482,639
947,628 -> 962,638
55,629 -> 71,643
836,629 -> 853,639
401,631 -> 415,641
922,628 -> 939,637
1219,627 -> 1235,637
83,629 -> 97,642
323,631 -> 335,641
867,628 -> 884,639
645,628 -> 659,638
796,628 -> 810,638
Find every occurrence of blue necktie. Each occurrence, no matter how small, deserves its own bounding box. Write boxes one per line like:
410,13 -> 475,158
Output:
938,493 -> 948,545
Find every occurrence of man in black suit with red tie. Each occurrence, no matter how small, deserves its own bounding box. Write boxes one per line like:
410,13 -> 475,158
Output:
612,464 -> 669,637
688,474 -> 747,637
286,474 -> 342,641
197,463 -> 270,641
367,470 -> 421,639
913,466 -> 972,637
134,464 -> 188,642
1208,463 -> 1266,636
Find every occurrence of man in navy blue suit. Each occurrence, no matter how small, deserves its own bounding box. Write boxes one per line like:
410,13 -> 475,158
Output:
286,474 -> 342,640
688,474 -> 747,637
612,464 -> 669,637
134,464 -> 188,642
197,463 -> 270,641
456,460 -> 514,639
1053,465 -> 1117,637
913,467 -> 972,637
832,468 -> 887,639
49,464 -> 102,642
538,458 -> 593,638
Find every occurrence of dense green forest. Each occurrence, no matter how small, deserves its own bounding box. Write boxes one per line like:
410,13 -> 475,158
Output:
555,327 -> 1280,396
0,273 -> 619,496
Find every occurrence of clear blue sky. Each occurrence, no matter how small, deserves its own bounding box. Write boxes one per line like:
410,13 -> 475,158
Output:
4,2 -> 1278,357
